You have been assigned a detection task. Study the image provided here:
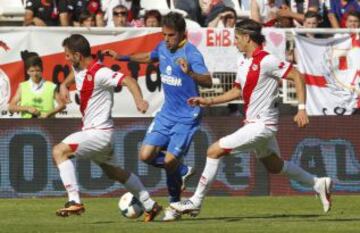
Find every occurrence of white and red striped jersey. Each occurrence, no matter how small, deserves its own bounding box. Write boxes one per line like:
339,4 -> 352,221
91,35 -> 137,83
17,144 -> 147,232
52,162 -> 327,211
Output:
234,47 -> 292,128
73,60 -> 125,130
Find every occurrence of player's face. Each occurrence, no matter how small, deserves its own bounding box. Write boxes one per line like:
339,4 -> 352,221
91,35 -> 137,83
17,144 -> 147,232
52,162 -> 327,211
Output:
27,66 -> 42,83
162,26 -> 182,51
64,47 -> 81,69
234,33 -> 248,53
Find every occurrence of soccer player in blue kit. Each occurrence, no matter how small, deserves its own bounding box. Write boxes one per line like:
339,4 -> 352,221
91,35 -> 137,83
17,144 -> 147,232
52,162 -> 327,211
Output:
104,12 -> 212,221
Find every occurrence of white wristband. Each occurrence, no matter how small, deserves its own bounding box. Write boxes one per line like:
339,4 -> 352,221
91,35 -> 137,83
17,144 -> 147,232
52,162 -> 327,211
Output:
298,104 -> 306,110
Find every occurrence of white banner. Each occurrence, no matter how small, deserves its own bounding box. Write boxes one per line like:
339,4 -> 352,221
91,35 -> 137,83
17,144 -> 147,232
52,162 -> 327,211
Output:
0,27 -> 285,118
295,35 -> 359,115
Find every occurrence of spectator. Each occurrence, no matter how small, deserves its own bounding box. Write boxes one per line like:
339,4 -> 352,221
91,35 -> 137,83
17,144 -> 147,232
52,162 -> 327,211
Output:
277,0 -> 319,27
207,6 -> 237,28
144,10 -> 162,27
251,0 -> 279,26
174,0 -> 202,22
345,10 -> 360,28
111,4 -> 130,27
67,0 -> 104,27
8,55 -> 65,118
327,0 -> 360,28
79,10 -> 96,27
24,0 -> 69,26
303,11 -> 321,38
102,0 -> 141,26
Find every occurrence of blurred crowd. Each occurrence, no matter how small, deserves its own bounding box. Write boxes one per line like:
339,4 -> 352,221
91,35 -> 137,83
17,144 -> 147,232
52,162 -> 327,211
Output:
21,0 -> 360,30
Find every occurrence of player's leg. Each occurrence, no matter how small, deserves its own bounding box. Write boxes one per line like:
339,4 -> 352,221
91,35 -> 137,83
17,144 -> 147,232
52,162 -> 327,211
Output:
53,132 -> 87,217
98,163 -> 162,222
170,122 -> 268,215
259,138 -> 332,213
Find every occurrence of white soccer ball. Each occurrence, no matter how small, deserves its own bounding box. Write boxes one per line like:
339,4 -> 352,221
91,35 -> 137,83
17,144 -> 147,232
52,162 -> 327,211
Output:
118,192 -> 144,219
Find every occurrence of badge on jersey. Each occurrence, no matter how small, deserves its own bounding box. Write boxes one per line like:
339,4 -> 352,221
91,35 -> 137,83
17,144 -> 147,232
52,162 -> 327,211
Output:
87,74 -> 93,81
252,64 -> 258,71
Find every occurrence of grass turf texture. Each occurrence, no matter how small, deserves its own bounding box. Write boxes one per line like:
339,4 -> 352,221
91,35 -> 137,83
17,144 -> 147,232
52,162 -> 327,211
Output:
0,196 -> 359,233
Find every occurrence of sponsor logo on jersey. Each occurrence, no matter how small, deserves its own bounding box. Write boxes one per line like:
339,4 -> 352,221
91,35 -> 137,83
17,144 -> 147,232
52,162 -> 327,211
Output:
161,74 -> 182,86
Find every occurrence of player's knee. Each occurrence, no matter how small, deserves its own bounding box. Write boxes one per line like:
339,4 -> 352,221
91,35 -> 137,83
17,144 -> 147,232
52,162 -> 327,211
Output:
139,150 -> 152,163
52,144 -> 68,163
207,145 -> 224,159
164,156 -> 177,171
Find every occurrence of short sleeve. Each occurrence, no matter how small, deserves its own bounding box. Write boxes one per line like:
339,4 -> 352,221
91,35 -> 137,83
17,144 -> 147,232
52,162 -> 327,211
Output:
187,46 -> 208,75
96,67 -> 125,88
262,54 -> 292,79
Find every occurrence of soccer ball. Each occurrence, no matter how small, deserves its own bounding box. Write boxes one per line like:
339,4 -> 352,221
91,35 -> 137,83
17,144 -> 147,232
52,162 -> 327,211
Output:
118,192 -> 144,219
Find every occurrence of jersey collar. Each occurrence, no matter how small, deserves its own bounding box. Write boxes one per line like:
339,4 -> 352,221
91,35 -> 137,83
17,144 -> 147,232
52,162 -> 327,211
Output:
252,45 -> 264,58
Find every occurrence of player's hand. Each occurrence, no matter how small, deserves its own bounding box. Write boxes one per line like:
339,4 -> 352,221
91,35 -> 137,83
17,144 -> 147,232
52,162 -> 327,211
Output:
59,84 -> 71,104
136,99 -> 149,114
177,58 -> 190,74
293,110 -> 309,128
27,107 -> 40,117
103,49 -> 118,59
188,97 -> 211,107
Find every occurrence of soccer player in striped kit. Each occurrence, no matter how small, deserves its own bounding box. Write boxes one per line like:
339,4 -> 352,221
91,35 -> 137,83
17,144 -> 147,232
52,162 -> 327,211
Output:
171,19 -> 332,216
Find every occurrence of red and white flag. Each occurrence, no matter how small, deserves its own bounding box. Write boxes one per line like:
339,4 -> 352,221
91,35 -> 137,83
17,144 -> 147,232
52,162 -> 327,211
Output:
295,35 -> 359,115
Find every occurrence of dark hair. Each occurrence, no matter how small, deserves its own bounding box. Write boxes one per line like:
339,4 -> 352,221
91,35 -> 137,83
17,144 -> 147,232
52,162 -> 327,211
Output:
79,10 -> 94,25
25,55 -> 43,71
144,9 -> 162,25
62,34 -> 91,57
222,7 -> 237,18
304,11 -> 320,20
235,19 -> 265,45
162,12 -> 186,33
113,4 -> 128,15
347,11 -> 360,21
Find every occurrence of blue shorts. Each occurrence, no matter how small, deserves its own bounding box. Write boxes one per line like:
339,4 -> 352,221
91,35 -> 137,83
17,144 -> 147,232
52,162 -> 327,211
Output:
142,116 -> 200,158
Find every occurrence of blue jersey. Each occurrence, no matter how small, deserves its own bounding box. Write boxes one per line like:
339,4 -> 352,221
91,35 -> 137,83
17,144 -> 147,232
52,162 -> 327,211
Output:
150,40 -> 209,124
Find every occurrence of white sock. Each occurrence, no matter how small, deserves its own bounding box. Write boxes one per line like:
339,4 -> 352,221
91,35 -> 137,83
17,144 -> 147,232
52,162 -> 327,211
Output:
281,160 -> 317,186
190,157 -> 222,207
123,173 -> 155,212
58,160 -> 80,204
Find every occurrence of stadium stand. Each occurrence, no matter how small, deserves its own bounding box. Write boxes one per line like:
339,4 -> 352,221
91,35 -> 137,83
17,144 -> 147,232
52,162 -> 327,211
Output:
0,0 -> 25,26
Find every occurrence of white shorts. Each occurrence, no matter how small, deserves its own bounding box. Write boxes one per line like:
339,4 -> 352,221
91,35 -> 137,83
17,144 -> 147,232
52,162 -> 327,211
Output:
62,129 -> 116,165
219,121 -> 280,159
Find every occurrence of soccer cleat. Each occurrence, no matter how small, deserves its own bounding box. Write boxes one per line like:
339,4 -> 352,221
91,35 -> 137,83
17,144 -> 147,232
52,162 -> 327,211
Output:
56,201 -> 85,217
314,177 -> 332,213
162,207 -> 181,222
181,166 -> 196,191
144,202 -> 163,222
170,199 -> 201,217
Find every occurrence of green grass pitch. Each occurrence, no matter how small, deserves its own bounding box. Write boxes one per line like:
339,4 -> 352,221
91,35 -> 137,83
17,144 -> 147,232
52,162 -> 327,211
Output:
0,195 -> 359,233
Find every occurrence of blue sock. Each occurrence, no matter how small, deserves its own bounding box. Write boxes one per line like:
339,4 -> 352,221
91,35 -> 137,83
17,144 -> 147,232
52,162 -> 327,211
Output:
178,163 -> 189,177
150,152 -> 189,176
166,168 -> 182,203
149,151 -> 165,168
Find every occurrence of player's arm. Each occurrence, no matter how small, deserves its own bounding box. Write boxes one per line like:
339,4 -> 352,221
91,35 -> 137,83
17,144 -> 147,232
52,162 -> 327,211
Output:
40,91 -> 66,119
285,67 -> 309,128
121,76 -> 149,113
8,86 -> 40,116
103,50 -> 154,63
188,86 -> 241,107
177,56 -> 212,88
59,70 -> 75,103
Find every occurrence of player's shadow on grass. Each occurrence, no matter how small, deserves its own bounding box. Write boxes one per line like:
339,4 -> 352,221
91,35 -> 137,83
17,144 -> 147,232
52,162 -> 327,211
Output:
182,214 -> 322,222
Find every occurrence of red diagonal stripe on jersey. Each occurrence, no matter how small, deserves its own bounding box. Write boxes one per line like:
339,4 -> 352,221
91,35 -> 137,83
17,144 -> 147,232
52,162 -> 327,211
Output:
68,144 -> 79,152
304,74 -> 327,87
